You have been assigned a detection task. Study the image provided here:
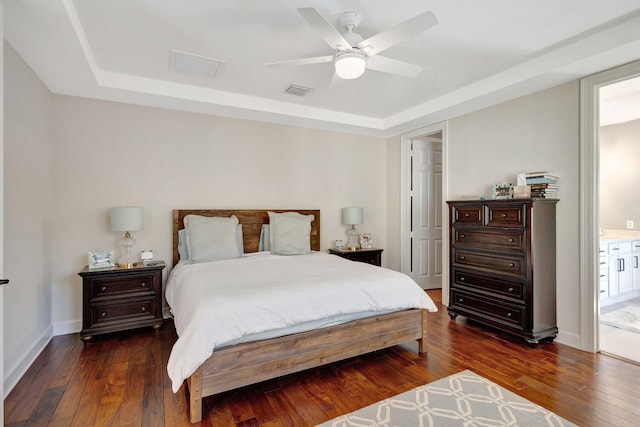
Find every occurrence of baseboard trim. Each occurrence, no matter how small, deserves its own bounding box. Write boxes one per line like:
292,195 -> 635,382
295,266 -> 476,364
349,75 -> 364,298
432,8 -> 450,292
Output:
4,326 -> 53,398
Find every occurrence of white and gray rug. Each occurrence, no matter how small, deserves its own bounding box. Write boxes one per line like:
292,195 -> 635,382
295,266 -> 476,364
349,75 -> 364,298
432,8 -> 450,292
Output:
316,370 -> 576,427
601,305 -> 640,334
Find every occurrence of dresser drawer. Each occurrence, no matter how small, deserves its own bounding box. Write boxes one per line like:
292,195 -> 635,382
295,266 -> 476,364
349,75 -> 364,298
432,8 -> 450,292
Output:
451,204 -> 483,225
91,298 -> 156,325
453,249 -> 526,277
91,274 -> 155,299
450,290 -> 525,329
486,204 -> 526,227
453,228 -> 526,253
452,268 -> 525,301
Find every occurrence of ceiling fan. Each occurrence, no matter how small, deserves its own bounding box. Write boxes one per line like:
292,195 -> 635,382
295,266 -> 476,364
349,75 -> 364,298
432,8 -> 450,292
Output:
265,7 -> 438,80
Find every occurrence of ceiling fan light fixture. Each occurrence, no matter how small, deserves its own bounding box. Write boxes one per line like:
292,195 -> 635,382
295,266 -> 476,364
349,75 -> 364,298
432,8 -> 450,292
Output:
335,51 -> 366,79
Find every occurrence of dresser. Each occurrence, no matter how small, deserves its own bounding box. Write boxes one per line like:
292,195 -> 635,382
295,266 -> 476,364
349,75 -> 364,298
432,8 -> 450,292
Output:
446,199 -> 557,346
78,262 -> 165,340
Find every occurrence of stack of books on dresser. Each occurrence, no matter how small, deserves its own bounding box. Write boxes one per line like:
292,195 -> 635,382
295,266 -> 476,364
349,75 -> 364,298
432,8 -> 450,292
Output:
525,172 -> 558,199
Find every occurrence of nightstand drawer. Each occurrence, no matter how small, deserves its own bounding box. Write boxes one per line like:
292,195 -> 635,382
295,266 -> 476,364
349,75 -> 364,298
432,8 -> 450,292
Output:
91,298 -> 156,325
91,274 -> 155,298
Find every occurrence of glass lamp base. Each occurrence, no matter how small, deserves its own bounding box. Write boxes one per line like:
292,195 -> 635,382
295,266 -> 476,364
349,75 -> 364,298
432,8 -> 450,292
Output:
118,233 -> 136,268
346,225 -> 360,250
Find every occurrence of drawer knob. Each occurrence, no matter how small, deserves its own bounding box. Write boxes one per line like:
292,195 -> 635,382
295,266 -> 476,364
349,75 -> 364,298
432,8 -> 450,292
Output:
101,286 -> 107,292
460,234 -> 465,238
460,256 -> 466,260
508,238 -> 514,243
460,276 -> 465,281
506,312 -> 512,317
464,213 -> 471,217
141,282 -> 147,287
141,306 -> 146,312
459,298 -> 464,302
501,214 -> 507,218
508,287 -> 514,292
101,311 -> 107,317
509,263 -> 515,267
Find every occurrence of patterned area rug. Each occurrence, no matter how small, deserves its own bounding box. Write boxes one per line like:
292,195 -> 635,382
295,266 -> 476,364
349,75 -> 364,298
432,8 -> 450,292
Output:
601,305 -> 640,334
316,370 -> 576,427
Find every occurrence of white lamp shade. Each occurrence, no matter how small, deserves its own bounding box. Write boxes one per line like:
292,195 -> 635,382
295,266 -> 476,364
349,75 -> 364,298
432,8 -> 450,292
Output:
110,206 -> 144,232
335,52 -> 366,80
342,207 -> 364,225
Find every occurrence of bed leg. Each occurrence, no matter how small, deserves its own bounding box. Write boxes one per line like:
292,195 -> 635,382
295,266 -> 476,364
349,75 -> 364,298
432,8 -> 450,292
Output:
417,309 -> 428,354
188,368 -> 203,423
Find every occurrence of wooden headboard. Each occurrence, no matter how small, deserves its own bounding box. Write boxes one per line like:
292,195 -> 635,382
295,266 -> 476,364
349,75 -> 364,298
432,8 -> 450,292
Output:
172,209 -> 321,265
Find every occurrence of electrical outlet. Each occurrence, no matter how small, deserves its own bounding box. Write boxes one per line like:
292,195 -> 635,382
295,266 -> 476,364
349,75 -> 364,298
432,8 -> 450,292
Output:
626,220 -> 634,229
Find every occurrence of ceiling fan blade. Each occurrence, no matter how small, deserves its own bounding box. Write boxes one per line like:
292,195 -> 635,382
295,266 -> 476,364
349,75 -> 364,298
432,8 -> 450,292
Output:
358,11 -> 438,56
265,55 -> 334,67
297,7 -> 352,51
366,55 -> 422,77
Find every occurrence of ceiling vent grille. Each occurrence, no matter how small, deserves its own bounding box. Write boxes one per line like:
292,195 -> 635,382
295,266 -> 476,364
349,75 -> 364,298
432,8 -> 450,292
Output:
284,84 -> 313,96
169,50 -> 224,79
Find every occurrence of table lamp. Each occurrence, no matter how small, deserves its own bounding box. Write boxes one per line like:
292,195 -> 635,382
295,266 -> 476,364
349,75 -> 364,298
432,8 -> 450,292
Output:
342,207 -> 363,250
110,206 -> 143,268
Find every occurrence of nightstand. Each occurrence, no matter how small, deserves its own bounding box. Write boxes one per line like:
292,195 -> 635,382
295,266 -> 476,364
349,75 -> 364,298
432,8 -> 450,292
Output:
328,247 -> 383,266
78,261 -> 165,341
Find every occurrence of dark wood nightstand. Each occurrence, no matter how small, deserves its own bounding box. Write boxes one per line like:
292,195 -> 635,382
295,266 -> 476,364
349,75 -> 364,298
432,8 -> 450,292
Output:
78,261 -> 165,341
328,247 -> 383,266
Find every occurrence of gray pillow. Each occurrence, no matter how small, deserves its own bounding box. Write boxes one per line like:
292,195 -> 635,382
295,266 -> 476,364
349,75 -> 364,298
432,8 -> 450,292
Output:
268,211 -> 314,255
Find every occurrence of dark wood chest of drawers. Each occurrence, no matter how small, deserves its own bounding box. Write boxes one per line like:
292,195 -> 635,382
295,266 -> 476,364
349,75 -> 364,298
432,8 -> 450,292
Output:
446,199 -> 558,346
78,262 -> 165,340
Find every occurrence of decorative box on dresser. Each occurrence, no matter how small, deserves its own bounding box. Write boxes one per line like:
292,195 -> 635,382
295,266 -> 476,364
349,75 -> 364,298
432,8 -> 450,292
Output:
78,261 -> 165,341
446,198 -> 558,347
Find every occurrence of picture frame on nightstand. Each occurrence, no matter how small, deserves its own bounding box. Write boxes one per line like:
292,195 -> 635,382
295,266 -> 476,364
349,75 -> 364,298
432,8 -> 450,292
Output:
88,250 -> 115,270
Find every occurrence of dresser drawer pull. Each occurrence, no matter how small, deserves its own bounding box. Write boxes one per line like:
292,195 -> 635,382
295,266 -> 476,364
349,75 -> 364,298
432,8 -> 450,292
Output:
141,306 -> 146,312
508,287 -> 514,292
508,238 -> 514,243
460,234 -> 465,238
501,214 -> 507,218
458,298 -> 464,303
459,276 -> 465,281
460,256 -> 466,260
509,263 -> 515,267
101,286 -> 107,292
101,311 -> 107,317
141,282 -> 147,287
464,213 -> 470,217
506,312 -> 512,317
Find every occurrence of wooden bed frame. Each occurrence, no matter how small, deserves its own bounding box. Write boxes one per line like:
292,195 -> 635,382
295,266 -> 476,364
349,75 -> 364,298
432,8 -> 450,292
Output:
172,209 -> 428,423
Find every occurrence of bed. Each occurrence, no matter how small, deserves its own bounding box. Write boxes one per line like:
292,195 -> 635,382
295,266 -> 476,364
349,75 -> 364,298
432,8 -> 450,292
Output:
167,209 -> 436,423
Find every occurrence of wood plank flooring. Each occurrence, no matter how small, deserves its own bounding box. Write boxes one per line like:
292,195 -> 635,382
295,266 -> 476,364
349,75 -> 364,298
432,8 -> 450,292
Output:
5,289 -> 640,426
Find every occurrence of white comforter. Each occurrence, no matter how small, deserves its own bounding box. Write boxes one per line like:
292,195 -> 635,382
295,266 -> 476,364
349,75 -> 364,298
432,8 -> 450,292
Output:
166,251 -> 437,392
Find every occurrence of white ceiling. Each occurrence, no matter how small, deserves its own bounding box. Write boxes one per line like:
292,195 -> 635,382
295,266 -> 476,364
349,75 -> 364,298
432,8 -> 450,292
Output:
5,0 -> 640,137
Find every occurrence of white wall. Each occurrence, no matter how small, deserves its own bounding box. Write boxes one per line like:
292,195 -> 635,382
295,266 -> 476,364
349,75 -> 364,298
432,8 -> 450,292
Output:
447,81 -> 581,345
49,96 -> 388,334
600,118 -> 640,230
3,43 -> 54,392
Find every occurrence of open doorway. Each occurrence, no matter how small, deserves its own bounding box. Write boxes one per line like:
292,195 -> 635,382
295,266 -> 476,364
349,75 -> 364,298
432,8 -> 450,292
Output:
598,75 -> 640,362
579,59 -> 640,355
400,123 -> 448,293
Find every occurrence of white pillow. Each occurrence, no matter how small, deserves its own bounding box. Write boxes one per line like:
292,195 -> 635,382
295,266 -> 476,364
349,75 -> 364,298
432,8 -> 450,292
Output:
184,215 -> 241,262
178,224 -> 244,260
268,211 -> 314,255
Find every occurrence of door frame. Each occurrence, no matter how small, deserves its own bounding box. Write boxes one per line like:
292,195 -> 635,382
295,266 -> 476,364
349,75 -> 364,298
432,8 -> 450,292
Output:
580,59 -> 640,352
400,122 -> 449,303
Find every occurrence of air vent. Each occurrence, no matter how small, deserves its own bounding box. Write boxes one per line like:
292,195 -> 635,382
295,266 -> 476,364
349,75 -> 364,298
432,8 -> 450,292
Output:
169,50 -> 224,79
284,84 -> 313,96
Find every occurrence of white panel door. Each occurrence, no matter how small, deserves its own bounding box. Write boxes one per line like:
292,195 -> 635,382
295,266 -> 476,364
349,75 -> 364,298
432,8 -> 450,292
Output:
411,139 -> 442,289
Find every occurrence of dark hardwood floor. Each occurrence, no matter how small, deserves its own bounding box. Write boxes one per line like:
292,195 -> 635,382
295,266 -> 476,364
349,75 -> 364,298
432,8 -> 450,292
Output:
5,290 -> 640,426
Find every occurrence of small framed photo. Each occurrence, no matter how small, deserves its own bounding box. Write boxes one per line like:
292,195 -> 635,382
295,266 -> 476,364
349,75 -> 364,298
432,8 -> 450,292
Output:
88,250 -> 115,270
360,233 -> 373,249
492,183 -> 513,200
